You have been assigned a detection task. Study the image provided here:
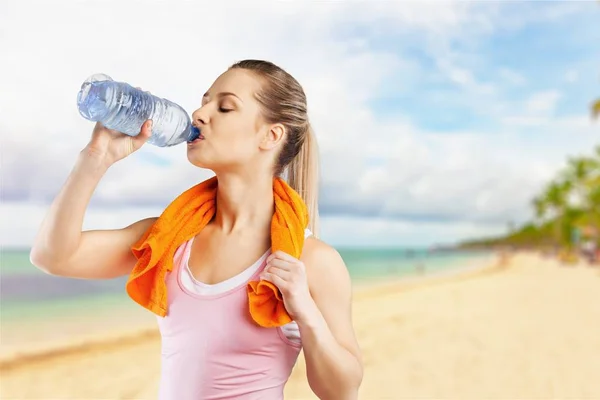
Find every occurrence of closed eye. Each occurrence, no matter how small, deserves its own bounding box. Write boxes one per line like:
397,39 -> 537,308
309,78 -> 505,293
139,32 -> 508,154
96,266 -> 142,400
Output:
219,107 -> 233,113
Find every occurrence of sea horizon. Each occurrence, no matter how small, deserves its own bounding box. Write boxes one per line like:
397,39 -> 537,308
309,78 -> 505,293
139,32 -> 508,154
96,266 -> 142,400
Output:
1,247 -> 495,320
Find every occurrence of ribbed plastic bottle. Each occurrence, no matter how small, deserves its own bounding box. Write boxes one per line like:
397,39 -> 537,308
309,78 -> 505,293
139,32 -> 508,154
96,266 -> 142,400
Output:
76,73 -> 200,147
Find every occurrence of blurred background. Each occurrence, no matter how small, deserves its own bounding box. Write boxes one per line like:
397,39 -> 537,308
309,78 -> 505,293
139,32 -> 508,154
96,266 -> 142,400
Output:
1,1 -> 599,399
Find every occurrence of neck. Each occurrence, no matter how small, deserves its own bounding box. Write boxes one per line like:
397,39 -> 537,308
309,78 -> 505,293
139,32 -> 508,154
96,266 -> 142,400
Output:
213,172 -> 275,234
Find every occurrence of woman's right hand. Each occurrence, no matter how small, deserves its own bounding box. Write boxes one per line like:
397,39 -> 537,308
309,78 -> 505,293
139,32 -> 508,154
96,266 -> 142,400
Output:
82,119 -> 153,168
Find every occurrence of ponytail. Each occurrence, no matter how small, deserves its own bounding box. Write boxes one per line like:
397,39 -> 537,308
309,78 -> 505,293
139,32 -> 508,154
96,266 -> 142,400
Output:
287,124 -> 320,237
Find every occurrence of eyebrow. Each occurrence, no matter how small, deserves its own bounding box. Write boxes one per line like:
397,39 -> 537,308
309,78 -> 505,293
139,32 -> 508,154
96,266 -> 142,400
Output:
202,91 -> 243,102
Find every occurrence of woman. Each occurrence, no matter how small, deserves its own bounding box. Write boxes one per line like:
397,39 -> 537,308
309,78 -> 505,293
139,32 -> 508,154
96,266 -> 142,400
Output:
30,59 -> 363,399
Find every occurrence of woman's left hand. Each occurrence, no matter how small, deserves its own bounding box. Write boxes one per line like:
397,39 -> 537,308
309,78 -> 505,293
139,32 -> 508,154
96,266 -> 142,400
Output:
260,250 -> 316,324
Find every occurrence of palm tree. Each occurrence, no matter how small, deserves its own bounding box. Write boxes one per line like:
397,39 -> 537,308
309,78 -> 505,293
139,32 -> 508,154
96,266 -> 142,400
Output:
532,195 -> 547,221
592,99 -> 600,119
561,151 -> 600,255
562,156 -> 595,208
537,179 -> 572,246
588,184 -> 600,215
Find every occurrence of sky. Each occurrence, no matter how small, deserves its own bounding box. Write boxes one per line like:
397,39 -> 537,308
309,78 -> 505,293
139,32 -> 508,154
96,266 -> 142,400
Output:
1,0 -> 599,249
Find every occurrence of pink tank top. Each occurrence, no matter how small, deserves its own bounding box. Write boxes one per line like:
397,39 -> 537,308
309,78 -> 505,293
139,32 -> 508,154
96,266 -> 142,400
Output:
156,238 -> 303,400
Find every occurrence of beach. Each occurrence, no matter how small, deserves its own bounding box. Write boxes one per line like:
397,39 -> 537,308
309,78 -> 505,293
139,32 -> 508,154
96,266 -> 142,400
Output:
1,251 -> 599,399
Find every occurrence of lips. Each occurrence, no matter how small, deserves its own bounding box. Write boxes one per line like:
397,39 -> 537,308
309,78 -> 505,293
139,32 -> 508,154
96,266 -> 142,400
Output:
188,126 -> 203,142
188,137 -> 204,145
187,127 -> 205,146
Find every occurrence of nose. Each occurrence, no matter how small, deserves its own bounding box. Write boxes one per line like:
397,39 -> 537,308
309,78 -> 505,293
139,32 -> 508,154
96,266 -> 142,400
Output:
191,106 -> 209,127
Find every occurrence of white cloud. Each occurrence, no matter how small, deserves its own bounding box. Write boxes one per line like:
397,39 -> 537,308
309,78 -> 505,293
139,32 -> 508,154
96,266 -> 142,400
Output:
565,70 -> 580,83
525,90 -> 562,115
498,68 -> 527,86
0,202 -> 506,249
321,215 -> 507,248
0,203 -> 163,249
1,0 -> 598,248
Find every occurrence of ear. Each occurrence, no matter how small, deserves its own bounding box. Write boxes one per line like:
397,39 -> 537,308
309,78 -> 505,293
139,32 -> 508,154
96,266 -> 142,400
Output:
260,123 -> 286,150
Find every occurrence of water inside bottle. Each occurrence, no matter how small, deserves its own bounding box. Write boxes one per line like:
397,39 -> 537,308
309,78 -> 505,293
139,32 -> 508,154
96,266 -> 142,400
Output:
77,73 -> 194,147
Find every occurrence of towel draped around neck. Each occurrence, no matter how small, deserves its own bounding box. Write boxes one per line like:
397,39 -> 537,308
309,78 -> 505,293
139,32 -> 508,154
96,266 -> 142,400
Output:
125,176 -> 309,328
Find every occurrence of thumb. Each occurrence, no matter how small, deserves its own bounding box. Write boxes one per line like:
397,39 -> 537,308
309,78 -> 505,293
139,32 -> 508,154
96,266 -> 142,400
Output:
134,119 -> 153,146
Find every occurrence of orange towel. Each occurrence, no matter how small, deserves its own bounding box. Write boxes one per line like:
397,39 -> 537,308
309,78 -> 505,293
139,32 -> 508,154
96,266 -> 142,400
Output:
125,176 -> 309,328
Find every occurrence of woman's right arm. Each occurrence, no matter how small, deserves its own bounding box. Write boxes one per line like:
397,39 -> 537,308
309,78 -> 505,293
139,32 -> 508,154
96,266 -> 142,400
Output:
30,120 -> 156,279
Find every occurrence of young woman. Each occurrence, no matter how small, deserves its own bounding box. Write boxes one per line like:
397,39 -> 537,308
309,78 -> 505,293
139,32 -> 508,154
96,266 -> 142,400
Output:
30,59 -> 363,399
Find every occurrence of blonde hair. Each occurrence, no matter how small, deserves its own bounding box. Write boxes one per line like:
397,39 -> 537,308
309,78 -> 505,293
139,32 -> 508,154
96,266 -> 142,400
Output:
229,60 -> 320,237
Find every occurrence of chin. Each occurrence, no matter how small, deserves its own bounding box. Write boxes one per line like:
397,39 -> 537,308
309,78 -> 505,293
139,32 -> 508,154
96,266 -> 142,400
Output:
187,149 -> 253,175
186,151 -> 210,169
186,154 -> 226,174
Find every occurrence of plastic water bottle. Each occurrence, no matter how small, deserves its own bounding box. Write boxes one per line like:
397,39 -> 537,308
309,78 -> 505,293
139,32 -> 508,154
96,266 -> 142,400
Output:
76,73 -> 200,147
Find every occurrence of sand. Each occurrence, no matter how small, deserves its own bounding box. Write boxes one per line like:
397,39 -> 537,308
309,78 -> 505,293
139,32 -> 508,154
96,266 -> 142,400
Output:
1,252 -> 599,399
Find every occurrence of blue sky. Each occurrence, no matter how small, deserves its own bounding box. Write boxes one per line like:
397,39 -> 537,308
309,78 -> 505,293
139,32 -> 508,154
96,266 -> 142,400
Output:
1,0 -> 599,248
365,3 -> 600,130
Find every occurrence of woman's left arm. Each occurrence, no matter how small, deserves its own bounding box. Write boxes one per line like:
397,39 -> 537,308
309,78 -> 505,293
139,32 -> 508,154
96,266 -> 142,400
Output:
300,238 -> 364,399
261,238 -> 363,399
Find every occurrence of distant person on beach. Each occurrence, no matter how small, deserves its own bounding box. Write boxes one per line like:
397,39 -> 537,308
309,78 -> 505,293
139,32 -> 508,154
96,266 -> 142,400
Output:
581,239 -> 597,265
29,60 -> 363,399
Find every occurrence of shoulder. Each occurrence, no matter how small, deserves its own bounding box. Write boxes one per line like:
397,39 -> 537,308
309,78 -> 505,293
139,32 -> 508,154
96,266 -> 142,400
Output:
301,236 -> 344,267
301,237 -> 351,296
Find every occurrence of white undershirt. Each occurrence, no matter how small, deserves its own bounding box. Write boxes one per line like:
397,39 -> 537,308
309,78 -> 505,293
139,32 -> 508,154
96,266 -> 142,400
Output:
179,228 -> 313,344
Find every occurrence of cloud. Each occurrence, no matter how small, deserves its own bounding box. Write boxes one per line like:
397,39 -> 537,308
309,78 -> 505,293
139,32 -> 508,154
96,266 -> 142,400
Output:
0,202 -> 507,249
498,68 -> 527,86
1,0 -> 599,247
525,90 -> 562,115
565,70 -> 580,84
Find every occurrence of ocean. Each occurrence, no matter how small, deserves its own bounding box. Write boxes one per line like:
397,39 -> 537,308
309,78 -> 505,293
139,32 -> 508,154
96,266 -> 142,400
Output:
1,247 -> 494,323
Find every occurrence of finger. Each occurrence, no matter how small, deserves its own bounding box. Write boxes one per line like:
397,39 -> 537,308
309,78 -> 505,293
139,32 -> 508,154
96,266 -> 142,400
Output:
260,271 -> 288,290
266,258 -> 296,272
133,120 -> 153,145
267,250 -> 300,264
264,265 -> 294,281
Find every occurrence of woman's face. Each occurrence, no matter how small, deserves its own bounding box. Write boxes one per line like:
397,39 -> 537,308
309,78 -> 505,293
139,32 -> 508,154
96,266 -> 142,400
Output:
188,68 -> 284,174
